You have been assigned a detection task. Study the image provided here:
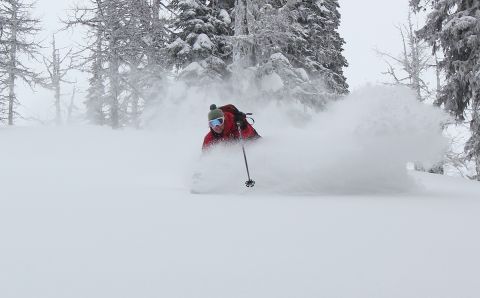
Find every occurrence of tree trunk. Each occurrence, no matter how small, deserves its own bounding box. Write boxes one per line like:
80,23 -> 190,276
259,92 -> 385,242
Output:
109,31 -> 120,129
53,37 -> 62,125
130,63 -> 141,129
94,30 -> 105,125
67,85 -> 76,124
152,0 -> 160,23
407,11 -> 423,102
434,52 -> 442,106
473,102 -> 480,181
234,0 -> 257,67
131,93 -> 140,129
7,2 -> 18,126
8,66 -> 16,126
55,81 -> 61,125
109,50 -> 120,129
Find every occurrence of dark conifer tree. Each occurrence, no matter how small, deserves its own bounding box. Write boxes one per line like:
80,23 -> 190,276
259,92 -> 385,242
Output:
167,0 -> 234,81
411,0 -> 480,179
290,0 -> 349,94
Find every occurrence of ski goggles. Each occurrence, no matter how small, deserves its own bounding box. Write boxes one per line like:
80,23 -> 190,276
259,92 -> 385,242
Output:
209,117 -> 224,127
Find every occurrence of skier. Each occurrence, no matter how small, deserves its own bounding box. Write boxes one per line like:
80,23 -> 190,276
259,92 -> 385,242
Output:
202,104 -> 260,150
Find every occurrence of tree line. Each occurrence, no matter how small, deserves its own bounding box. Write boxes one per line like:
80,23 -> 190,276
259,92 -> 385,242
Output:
1,0 -> 349,128
2,0 -> 480,180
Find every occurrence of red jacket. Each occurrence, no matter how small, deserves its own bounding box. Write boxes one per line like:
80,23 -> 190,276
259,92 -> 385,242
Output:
203,111 -> 259,150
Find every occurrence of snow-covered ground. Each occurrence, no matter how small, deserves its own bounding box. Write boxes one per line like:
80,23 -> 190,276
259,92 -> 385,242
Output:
1,86 -> 480,298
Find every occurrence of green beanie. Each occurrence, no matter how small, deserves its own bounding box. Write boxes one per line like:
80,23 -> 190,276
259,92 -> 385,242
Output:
208,104 -> 224,120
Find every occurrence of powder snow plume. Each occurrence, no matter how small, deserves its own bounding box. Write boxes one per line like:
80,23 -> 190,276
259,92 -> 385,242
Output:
144,83 -> 449,195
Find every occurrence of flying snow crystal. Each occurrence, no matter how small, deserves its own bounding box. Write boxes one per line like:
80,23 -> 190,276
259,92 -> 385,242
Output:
260,73 -> 284,92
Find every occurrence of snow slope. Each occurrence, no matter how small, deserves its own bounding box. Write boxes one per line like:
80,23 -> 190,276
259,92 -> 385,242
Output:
1,86 -> 480,298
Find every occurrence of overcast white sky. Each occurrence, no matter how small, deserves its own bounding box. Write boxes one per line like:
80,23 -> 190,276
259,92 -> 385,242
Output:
338,0 -> 412,90
21,0 -> 414,122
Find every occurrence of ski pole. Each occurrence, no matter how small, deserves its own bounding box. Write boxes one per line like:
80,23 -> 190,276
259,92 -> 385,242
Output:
237,122 -> 255,187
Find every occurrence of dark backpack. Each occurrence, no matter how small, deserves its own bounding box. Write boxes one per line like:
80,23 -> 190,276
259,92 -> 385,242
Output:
216,104 -> 254,130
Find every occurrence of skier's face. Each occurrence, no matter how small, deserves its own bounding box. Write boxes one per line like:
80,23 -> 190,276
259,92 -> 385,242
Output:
209,117 -> 225,134
212,123 -> 224,134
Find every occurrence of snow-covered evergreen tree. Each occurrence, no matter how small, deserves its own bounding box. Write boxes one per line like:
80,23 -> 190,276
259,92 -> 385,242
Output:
411,0 -> 480,179
232,0 -> 348,108
135,0 -> 168,69
0,15 -> 7,122
67,0 -> 128,128
84,29 -> 107,126
66,0 -> 169,128
167,0 -> 233,82
256,52 -> 335,108
289,0 -> 348,94
233,0 -> 348,93
0,0 -> 42,125
233,0 -> 258,68
120,0 -> 166,128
